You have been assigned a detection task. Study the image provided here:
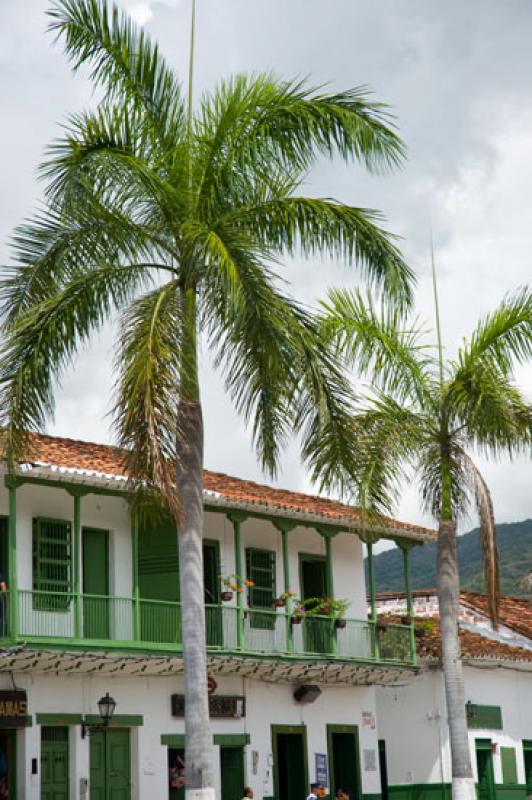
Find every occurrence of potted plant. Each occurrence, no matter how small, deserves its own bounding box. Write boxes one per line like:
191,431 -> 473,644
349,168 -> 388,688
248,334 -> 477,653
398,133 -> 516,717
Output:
290,599 -> 305,625
301,597 -> 349,628
272,591 -> 297,609
219,574 -> 254,601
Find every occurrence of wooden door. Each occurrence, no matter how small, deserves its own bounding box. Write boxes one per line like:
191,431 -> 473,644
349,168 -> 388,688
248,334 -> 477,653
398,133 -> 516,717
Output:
90,728 -> 131,800
220,746 -> 245,800
83,528 -> 110,639
275,731 -> 307,800
204,541 -> 222,647
138,516 -> 180,644
524,743 -> 532,796
41,726 -> 69,800
476,742 -> 495,800
328,729 -> 360,800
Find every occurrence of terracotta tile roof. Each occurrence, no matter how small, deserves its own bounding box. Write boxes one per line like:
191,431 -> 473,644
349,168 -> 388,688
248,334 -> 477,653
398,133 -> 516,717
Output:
375,589 -> 532,639
10,431 -> 436,540
460,592 -> 532,641
410,616 -> 532,663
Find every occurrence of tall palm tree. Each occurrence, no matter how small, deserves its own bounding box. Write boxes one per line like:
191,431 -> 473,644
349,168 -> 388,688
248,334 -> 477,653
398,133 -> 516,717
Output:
321,283 -> 532,800
0,1 -> 413,796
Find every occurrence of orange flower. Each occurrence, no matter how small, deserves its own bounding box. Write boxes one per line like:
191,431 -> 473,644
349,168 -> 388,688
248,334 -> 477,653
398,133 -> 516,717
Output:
229,583 -> 237,591
244,580 -> 255,587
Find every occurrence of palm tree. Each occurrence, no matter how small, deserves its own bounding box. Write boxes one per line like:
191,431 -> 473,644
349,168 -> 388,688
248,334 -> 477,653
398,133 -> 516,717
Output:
321,280 -> 532,800
0,1 -> 414,796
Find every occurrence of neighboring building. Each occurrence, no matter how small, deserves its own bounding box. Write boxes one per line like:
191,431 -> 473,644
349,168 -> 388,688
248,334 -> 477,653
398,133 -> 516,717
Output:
0,432 -> 433,800
375,592 -> 532,800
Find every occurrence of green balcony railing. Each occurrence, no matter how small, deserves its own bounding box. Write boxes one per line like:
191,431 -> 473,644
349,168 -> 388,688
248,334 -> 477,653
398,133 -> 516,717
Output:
9,590 -> 416,666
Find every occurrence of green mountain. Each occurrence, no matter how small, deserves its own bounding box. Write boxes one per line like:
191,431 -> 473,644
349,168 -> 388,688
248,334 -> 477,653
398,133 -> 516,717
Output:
365,519 -> 532,598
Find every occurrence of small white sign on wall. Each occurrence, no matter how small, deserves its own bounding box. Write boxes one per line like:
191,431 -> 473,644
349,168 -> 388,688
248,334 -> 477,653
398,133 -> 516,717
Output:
363,749 -> 377,772
362,711 -> 376,730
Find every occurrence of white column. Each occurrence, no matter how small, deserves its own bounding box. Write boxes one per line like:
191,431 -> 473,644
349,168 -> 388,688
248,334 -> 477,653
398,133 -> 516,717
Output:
71,724 -> 90,800
18,723 -> 41,800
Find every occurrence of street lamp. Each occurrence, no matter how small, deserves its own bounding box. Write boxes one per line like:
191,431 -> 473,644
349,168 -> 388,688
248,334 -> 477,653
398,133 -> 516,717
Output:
82,693 -> 117,738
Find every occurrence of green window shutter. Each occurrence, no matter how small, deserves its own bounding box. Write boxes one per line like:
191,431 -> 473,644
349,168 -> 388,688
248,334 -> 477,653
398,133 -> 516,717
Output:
501,747 -> 518,784
246,548 -> 276,608
246,548 -> 276,631
466,704 -> 503,730
33,518 -> 72,611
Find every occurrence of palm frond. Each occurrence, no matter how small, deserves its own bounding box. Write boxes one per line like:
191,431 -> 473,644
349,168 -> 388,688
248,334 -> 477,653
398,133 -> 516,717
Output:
321,288 -> 433,402
48,0 -> 185,149
463,454 -> 499,627
0,264 -> 151,464
113,282 -> 182,520
226,198 -> 414,307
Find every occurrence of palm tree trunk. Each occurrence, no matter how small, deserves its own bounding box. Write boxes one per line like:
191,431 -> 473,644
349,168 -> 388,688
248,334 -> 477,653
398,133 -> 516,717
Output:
176,287 -> 214,800
437,516 -> 475,800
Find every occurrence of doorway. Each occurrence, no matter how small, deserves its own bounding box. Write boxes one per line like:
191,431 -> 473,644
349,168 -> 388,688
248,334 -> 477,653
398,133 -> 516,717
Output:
0,730 -> 16,799
220,746 -> 245,800
327,726 -> 361,800
90,727 -> 131,800
272,726 -> 308,800
523,742 -> 532,796
203,540 -> 222,647
83,528 -> 110,639
300,555 -> 333,654
378,740 -> 389,800
0,518 -> 9,638
41,726 -> 69,800
168,747 -> 185,800
475,740 -> 495,800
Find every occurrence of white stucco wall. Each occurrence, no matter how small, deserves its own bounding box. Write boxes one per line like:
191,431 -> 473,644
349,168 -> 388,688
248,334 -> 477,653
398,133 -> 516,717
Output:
10,670 -> 381,800
376,664 -> 532,787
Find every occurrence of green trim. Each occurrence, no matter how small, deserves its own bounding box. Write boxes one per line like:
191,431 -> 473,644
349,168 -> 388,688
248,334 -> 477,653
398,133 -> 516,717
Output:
36,713 -> 83,725
326,724 -> 362,800
73,495 -> 82,638
401,546 -> 416,665
367,542 -> 378,660
132,513 -> 140,641
281,527 -> 293,653
476,737 -> 494,750
271,724 -> 308,800
84,714 -> 143,727
9,475 -> 125,498
8,484 -> 17,638
231,515 -> 244,650
25,715 -> 33,727
213,734 -> 250,746
161,734 -> 185,746
494,786 -> 527,800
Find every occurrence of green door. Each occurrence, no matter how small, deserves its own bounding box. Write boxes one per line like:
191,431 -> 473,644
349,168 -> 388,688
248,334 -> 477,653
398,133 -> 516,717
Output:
378,740 -> 389,800
476,742 -> 495,800
90,728 -> 130,800
138,516 -> 180,644
83,528 -> 110,639
204,541 -> 222,647
328,728 -> 360,800
524,743 -> 532,796
220,746 -> 245,800
274,730 -> 307,800
41,726 -> 69,800
300,557 -> 333,654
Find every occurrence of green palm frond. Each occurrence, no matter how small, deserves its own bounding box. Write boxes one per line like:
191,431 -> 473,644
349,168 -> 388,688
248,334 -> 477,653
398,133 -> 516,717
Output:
321,288 -> 432,402
114,283 -> 182,519
0,264 -> 152,463
226,198 -> 414,307
48,0 -> 185,148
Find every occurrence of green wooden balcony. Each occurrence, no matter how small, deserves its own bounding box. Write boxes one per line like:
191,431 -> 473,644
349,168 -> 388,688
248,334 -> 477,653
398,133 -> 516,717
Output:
2,590 -> 416,667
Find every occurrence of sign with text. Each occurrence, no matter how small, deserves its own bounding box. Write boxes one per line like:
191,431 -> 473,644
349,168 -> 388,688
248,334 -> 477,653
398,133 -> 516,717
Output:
0,690 -> 27,728
315,753 -> 328,786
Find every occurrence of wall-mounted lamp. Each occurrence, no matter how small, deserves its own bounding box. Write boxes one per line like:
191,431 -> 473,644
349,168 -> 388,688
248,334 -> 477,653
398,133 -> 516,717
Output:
81,693 -> 117,738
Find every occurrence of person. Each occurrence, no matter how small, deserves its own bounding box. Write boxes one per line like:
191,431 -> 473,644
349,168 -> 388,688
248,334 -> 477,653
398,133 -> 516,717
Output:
336,789 -> 350,800
241,787 -> 253,800
306,784 -> 326,800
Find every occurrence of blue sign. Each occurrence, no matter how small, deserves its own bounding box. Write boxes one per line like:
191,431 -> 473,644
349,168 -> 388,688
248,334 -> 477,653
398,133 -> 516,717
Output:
315,753 -> 328,786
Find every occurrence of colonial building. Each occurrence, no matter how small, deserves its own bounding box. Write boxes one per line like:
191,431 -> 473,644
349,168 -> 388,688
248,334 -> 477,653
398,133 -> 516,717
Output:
374,592 -> 532,800
0,432 -> 432,800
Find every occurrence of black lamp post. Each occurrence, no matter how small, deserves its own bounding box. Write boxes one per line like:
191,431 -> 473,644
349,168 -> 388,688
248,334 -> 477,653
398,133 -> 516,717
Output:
82,693 -> 117,738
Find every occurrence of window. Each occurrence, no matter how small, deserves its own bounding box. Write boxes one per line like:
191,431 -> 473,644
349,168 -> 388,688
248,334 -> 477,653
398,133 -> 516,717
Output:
33,518 -> 72,611
246,548 -> 276,630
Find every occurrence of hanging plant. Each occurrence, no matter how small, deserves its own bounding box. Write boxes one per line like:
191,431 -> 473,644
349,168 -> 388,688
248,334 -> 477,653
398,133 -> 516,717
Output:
219,574 -> 254,602
272,591 -> 297,608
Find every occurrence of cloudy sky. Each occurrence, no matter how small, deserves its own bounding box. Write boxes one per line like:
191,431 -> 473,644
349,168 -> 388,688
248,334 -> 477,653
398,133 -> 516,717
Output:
1,0 -> 531,538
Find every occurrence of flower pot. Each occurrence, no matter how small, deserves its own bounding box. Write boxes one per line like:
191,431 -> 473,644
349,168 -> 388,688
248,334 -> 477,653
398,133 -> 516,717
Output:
335,618 -> 347,630
414,628 -> 424,639
221,591 -> 233,602
272,598 -> 286,608
291,615 -> 303,625
376,622 -> 388,633
400,615 -> 411,626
